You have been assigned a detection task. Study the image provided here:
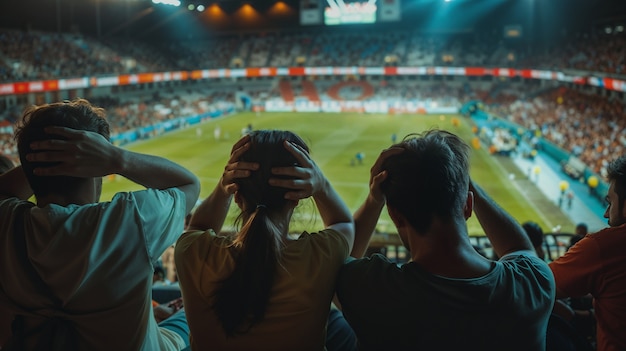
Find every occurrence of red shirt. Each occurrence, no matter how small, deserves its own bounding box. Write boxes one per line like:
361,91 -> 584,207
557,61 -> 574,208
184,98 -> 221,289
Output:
550,224 -> 626,351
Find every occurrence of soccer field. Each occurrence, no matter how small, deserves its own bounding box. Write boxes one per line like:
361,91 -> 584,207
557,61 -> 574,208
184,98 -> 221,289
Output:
101,111 -> 572,236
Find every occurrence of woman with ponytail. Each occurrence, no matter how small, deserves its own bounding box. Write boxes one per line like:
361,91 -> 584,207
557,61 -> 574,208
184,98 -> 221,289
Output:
175,131 -> 355,351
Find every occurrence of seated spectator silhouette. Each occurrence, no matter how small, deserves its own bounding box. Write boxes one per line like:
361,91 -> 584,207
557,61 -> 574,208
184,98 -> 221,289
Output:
522,221 -> 546,260
0,99 -> 200,350
520,221 -> 593,351
175,131 -> 355,350
568,222 -> 588,250
336,130 -> 555,350
550,155 -> 626,351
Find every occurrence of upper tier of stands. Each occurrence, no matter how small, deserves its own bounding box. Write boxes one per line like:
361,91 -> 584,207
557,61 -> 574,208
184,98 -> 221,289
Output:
1,28 -> 625,83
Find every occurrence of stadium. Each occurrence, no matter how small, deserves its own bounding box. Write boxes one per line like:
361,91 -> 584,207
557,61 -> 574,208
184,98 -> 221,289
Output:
1,0 -> 625,349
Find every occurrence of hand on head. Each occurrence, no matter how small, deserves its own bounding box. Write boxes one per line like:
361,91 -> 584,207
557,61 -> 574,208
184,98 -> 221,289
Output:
269,140 -> 325,201
368,147 -> 404,204
220,135 -> 259,195
26,126 -> 119,178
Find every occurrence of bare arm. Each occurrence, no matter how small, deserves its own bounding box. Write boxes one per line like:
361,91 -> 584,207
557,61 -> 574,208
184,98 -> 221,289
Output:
270,141 -> 355,252
470,180 -> 534,257
188,135 -> 258,232
0,166 -> 33,201
351,147 -> 404,258
27,126 -> 200,213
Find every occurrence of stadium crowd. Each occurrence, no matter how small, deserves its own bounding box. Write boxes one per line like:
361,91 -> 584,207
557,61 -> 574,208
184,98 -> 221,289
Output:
487,86 -> 626,177
1,98 -> 625,350
2,28 -> 626,81
1,23 -> 626,350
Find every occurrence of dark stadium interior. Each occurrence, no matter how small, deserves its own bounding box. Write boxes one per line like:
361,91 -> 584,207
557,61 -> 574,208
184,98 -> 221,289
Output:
1,0 -> 626,40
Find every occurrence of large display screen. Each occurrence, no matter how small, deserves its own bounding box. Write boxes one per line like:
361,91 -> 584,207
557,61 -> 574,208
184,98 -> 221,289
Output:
324,0 -> 377,25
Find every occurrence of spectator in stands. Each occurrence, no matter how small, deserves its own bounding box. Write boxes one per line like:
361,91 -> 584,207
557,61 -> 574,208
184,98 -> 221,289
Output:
522,221 -> 546,260
336,129 -> 555,350
0,99 -> 200,350
153,265 -> 167,286
175,131 -> 354,350
550,155 -> 626,351
161,245 -> 177,284
568,222 -> 588,250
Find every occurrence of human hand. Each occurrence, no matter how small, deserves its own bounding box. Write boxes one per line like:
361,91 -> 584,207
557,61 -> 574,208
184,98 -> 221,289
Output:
269,140 -> 325,201
220,135 -> 259,194
26,126 -> 120,178
153,304 -> 175,323
368,147 -> 404,204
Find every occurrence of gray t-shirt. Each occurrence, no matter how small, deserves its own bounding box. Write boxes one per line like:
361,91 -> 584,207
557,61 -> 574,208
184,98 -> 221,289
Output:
336,252 -> 555,351
0,188 -> 187,351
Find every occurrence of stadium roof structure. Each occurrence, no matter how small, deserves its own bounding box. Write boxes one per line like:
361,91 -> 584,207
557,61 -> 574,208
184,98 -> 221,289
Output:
1,0 -> 625,40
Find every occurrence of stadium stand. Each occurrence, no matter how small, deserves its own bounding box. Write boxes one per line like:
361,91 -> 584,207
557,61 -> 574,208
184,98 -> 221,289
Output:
2,2 -> 626,347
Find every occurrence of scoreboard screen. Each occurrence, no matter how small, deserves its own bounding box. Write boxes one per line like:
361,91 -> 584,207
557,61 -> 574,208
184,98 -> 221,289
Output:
324,0 -> 377,25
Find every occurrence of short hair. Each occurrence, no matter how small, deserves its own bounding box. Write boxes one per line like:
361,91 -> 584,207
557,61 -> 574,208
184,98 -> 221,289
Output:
15,99 -> 110,198
606,155 -> 626,213
522,221 -> 544,248
575,222 -> 588,234
381,129 -> 470,233
0,154 -> 14,174
153,266 -> 165,279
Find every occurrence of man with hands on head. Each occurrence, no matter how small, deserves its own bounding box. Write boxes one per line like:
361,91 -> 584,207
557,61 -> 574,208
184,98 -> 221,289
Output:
0,99 -> 200,350
336,129 -> 555,351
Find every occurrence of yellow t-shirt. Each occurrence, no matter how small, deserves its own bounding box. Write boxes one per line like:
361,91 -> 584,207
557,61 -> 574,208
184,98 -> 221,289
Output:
175,229 -> 349,351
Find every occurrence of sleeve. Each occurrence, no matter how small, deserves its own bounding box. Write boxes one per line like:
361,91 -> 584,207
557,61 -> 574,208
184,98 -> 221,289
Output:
309,228 -> 351,267
127,188 -> 188,263
549,234 -> 601,297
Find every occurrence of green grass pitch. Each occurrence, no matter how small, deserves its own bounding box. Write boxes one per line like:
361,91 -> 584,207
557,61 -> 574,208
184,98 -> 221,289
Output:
101,111 -> 572,236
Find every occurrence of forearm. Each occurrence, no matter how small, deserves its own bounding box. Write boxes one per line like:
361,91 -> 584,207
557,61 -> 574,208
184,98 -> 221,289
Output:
351,194 -> 385,258
313,179 -> 353,228
117,150 -> 200,213
188,182 -> 232,232
0,166 -> 33,201
470,181 -> 534,257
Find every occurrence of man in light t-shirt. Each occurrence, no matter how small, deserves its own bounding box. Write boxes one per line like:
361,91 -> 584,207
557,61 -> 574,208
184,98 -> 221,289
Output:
0,99 -> 200,350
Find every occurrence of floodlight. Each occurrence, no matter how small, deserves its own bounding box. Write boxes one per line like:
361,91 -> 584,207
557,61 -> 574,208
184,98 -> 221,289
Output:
197,5 -> 206,11
188,4 -> 195,10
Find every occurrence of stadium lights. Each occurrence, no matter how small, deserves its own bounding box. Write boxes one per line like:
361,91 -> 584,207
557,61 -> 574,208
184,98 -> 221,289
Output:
197,5 -> 205,12
152,0 -> 181,6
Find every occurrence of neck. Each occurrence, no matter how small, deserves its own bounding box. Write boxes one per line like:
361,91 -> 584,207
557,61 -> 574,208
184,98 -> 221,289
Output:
404,218 -> 491,278
36,180 -> 99,207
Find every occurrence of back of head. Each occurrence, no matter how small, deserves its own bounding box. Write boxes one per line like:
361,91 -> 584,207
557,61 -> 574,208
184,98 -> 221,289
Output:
574,223 -> 588,236
522,221 -> 544,247
381,129 -> 470,233
235,130 -> 309,212
214,129 -> 309,336
607,155 -> 626,211
15,99 -> 110,198
0,154 -> 14,174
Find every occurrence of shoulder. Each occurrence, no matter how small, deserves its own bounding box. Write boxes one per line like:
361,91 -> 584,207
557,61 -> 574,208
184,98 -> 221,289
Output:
340,254 -> 398,279
299,228 -> 350,252
111,188 -> 184,204
176,229 -> 219,253
497,252 -> 555,290
499,251 -> 551,274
